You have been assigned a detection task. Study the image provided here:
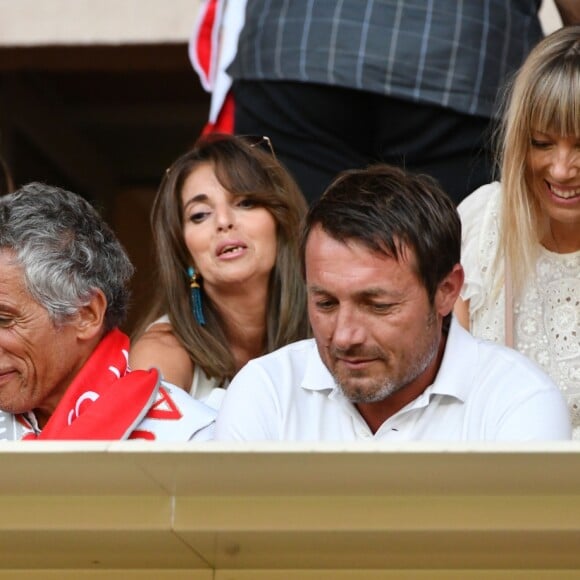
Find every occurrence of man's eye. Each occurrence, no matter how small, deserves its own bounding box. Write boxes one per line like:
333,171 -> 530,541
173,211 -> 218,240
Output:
0,316 -> 14,328
370,303 -> 394,313
315,300 -> 335,310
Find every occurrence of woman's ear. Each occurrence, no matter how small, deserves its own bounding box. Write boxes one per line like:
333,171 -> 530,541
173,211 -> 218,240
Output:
75,289 -> 108,341
435,263 -> 464,317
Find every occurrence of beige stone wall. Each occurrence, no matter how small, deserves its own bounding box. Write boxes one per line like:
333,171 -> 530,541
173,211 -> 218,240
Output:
540,0 -> 564,33
0,0 -> 565,48
0,0 -> 203,46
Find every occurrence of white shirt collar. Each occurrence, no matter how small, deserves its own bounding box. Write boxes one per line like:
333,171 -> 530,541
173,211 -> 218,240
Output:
300,340 -> 337,392
298,318 -> 475,405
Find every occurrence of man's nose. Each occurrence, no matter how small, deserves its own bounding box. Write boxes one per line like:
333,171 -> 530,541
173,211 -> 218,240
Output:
331,307 -> 366,350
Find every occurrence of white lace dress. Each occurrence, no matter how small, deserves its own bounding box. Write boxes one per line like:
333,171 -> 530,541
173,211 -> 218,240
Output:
459,182 -> 580,437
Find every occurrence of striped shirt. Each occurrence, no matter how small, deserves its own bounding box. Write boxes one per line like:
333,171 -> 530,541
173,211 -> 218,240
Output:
229,0 -> 544,118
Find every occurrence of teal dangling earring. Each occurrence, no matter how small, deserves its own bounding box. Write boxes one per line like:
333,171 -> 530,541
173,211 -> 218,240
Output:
187,266 -> 206,325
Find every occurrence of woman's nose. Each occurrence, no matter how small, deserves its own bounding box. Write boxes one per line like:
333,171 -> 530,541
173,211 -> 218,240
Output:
215,206 -> 235,231
550,146 -> 580,181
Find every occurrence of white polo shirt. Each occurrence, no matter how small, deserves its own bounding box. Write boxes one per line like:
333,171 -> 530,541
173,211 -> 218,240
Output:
214,319 -> 571,441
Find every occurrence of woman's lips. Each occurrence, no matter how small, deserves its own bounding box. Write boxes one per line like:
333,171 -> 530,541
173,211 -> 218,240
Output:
547,181 -> 580,200
216,240 -> 248,259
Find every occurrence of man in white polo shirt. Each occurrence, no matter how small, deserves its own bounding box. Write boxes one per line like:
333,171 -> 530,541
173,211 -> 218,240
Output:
215,165 -> 571,441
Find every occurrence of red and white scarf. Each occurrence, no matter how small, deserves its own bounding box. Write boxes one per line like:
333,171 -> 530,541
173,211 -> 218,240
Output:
189,0 -> 247,134
20,329 -> 214,441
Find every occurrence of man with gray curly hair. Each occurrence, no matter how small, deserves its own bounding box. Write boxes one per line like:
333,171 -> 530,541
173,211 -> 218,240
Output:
0,182 -> 215,440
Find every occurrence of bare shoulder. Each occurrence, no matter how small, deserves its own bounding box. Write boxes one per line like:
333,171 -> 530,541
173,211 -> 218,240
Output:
130,323 -> 194,391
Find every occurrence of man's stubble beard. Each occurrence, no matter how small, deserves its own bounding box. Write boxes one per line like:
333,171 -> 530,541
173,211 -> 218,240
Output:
333,312 -> 440,404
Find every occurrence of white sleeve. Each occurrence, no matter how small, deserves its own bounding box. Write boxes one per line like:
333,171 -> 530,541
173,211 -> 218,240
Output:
191,422 -> 215,441
494,388 -> 572,441
457,182 -> 498,311
214,361 -> 281,440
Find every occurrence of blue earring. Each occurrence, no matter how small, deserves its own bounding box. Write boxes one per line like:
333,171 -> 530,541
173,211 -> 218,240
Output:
187,266 -> 206,326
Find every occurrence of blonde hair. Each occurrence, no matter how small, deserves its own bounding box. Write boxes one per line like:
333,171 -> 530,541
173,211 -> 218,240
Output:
496,25 -> 580,295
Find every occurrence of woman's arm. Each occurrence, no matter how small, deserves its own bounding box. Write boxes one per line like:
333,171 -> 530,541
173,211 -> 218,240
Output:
130,323 -> 194,391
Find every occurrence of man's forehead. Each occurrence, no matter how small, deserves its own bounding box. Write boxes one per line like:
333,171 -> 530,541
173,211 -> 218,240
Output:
0,263 -> 31,313
0,248 -> 24,277
0,247 -> 18,262
306,225 -> 416,265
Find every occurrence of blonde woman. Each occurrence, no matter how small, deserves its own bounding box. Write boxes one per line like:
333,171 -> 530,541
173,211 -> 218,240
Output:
455,26 -> 580,437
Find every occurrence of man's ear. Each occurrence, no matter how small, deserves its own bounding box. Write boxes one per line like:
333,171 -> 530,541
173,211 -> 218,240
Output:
75,289 -> 108,341
434,263 -> 464,317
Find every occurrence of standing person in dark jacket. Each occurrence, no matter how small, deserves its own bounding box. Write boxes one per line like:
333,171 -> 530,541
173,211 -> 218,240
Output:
229,0 -> 580,204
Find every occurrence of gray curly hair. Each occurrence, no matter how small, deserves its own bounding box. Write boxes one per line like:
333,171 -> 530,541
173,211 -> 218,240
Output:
0,182 -> 134,331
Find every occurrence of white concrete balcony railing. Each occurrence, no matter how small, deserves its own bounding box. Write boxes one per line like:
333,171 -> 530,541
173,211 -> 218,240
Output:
0,442 -> 579,578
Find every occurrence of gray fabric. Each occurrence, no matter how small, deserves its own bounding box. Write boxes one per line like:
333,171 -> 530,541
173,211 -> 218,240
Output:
229,0 -> 544,118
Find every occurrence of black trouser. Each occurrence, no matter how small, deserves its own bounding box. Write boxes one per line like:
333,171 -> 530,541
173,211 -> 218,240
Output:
233,79 -> 495,205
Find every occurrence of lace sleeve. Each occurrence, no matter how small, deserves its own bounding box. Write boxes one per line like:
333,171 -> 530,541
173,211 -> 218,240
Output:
458,182 -> 501,312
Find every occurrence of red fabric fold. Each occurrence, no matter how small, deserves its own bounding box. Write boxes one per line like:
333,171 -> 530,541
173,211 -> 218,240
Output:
201,91 -> 235,135
23,329 -> 159,440
193,0 -> 219,88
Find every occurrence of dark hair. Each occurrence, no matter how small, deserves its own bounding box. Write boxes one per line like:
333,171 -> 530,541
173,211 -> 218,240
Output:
0,182 -> 134,331
303,164 -> 461,306
137,133 -> 309,381
0,153 -> 13,196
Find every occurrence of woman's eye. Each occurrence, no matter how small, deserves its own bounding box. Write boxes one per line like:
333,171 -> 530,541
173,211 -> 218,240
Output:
531,139 -> 552,149
189,211 -> 209,223
237,197 -> 257,209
